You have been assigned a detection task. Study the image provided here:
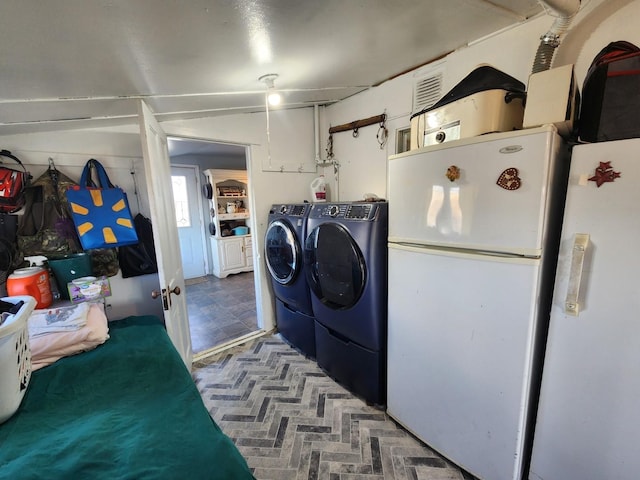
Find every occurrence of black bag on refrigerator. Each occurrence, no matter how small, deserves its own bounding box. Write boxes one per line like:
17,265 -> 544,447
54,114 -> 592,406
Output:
579,40 -> 640,143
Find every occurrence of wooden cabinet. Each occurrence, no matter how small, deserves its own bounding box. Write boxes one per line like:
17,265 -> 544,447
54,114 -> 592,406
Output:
244,236 -> 253,268
210,235 -> 253,278
203,169 -> 253,278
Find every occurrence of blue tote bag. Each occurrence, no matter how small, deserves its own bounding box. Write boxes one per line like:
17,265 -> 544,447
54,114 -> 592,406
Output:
67,159 -> 138,250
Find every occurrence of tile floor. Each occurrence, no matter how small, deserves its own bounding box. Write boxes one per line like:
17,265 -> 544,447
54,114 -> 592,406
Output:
189,274 -> 476,479
185,272 -> 259,353
193,335 -> 474,480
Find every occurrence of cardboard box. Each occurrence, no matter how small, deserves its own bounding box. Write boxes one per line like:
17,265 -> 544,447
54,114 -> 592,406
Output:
523,64 -> 579,137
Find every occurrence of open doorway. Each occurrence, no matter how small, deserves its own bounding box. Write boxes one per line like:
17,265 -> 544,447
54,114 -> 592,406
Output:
167,136 -> 260,356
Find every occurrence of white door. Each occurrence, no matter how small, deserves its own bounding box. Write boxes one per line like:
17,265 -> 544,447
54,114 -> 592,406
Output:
171,165 -> 207,279
529,139 -> 640,480
138,100 -> 192,368
387,243 -> 541,480
388,126 -> 563,256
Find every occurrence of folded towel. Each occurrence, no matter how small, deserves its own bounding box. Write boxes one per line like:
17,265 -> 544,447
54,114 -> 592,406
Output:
29,303 -> 109,370
28,303 -> 91,337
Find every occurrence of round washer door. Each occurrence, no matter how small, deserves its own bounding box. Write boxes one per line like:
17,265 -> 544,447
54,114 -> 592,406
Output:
305,223 -> 366,309
265,220 -> 301,285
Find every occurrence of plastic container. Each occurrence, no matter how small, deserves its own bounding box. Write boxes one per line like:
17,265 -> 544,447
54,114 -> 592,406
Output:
71,276 -> 102,299
0,295 -> 37,424
6,267 -> 53,309
232,226 -> 249,235
310,175 -> 327,202
47,253 -> 93,301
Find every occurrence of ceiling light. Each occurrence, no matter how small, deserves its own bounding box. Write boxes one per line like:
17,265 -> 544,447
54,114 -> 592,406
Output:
259,73 -> 281,106
267,91 -> 281,106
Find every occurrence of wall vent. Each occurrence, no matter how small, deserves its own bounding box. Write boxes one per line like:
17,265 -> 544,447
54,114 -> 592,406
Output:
413,69 -> 443,115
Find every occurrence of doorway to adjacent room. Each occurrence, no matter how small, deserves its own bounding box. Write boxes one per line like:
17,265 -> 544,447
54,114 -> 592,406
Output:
168,137 -> 260,356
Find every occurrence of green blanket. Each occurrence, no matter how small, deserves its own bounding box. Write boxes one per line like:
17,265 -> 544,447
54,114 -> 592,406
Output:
0,315 -> 254,479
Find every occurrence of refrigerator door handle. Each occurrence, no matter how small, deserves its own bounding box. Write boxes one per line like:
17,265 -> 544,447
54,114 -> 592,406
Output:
565,233 -> 590,316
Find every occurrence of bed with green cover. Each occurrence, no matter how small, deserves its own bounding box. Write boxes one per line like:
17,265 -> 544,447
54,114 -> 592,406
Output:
0,315 -> 254,479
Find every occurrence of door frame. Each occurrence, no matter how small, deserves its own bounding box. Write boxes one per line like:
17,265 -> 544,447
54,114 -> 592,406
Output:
163,134 -> 264,335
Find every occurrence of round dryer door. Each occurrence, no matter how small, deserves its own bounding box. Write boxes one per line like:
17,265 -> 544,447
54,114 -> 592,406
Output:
304,223 -> 366,309
265,220 -> 301,285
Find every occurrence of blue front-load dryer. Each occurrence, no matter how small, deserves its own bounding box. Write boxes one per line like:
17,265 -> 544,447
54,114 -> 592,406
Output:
265,204 -> 315,358
304,201 -> 388,405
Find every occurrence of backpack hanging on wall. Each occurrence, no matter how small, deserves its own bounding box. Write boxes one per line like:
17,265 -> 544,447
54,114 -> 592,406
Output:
0,150 -> 31,214
17,163 -> 81,258
0,214 -> 21,283
118,213 -> 158,278
579,40 -> 640,143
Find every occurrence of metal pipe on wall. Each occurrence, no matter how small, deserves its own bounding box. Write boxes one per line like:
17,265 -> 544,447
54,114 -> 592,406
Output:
533,0 -> 582,73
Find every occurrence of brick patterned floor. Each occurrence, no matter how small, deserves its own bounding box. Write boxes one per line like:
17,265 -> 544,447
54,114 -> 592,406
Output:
193,335 -> 473,480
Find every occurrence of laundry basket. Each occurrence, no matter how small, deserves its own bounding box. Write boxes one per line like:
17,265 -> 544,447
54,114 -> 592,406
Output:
0,295 -> 36,424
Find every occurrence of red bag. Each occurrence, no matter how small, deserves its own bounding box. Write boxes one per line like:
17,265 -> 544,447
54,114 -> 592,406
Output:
0,150 -> 31,213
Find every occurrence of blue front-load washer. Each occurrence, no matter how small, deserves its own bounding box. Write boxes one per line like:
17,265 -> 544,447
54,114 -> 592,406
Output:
265,204 -> 315,358
304,201 -> 388,405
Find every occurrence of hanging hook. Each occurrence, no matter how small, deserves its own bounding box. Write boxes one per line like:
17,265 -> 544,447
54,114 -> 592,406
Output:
47,157 -> 59,184
352,127 -> 359,138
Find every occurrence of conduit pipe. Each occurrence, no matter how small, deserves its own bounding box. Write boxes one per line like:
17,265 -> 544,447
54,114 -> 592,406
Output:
314,104 -> 321,165
532,0 -> 581,73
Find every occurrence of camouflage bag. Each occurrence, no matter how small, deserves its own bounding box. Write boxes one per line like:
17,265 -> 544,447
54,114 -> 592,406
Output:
89,247 -> 120,277
17,165 -> 82,257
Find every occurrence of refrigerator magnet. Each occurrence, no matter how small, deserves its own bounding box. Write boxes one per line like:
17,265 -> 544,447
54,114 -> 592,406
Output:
446,165 -> 460,182
588,161 -> 621,187
496,167 -> 521,190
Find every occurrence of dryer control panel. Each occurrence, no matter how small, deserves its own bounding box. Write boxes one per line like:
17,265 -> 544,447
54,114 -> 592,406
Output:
312,202 -> 380,220
270,204 -> 310,217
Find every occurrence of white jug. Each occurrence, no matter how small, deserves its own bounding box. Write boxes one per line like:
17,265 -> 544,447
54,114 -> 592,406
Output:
310,175 -> 326,202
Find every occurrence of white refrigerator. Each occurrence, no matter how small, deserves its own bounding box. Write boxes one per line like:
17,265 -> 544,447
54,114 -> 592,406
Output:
386,126 -> 569,480
528,138 -> 640,480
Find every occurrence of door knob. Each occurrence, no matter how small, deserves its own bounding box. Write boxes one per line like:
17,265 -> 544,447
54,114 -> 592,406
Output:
151,288 -> 169,310
151,286 -> 181,311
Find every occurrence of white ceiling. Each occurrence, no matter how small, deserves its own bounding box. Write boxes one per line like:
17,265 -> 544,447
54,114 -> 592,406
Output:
0,0 -> 544,139
167,136 -> 246,158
